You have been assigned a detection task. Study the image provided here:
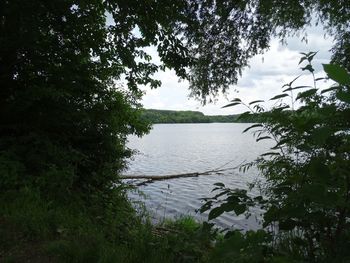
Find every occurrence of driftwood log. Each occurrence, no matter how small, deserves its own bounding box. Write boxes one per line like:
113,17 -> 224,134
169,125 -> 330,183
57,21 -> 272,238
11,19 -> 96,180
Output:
120,172 -> 200,180
120,164 -> 242,186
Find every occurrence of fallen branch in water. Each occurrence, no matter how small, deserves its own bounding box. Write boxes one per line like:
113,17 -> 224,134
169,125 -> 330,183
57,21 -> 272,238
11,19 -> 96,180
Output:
120,160 -> 245,185
120,171 -> 200,180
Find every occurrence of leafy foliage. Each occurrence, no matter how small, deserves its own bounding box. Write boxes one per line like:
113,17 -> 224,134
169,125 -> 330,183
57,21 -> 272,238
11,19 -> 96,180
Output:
0,189 -> 216,263
0,0 -> 194,197
209,230 -> 274,263
199,183 -> 254,221
180,1 -> 350,102
202,53 -> 350,262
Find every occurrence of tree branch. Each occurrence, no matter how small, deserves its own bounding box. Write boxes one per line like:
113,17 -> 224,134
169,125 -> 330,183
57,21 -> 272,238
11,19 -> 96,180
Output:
120,161 -> 245,185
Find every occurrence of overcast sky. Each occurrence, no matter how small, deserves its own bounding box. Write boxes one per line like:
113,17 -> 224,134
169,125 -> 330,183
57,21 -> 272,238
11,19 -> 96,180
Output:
138,24 -> 333,115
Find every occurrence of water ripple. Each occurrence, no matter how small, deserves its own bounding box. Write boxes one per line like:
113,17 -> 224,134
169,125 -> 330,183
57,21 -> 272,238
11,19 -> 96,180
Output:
126,123 -> 271,230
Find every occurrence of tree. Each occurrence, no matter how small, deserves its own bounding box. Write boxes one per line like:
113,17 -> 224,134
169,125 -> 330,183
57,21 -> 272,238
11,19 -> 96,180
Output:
0,0 -> 191,197
180,0 -> 350,103
201,53 -> 350,262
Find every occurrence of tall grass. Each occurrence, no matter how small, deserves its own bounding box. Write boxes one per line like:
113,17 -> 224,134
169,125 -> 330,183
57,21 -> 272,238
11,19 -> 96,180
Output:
0,187 -> 215,262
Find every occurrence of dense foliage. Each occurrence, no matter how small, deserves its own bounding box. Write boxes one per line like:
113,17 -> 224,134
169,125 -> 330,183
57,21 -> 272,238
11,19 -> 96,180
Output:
0,188 -> 216,262
0,0 -> 194,197
181,0 -> 350,102
201,54 -> 350,262
0,2 -> 195,260
141,109 -> 246,123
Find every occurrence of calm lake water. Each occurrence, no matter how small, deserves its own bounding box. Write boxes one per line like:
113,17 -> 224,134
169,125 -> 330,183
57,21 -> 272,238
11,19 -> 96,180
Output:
124,123 -> 272,230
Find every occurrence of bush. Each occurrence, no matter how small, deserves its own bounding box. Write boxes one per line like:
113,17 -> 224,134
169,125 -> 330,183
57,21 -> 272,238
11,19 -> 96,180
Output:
202,53 -> 350,262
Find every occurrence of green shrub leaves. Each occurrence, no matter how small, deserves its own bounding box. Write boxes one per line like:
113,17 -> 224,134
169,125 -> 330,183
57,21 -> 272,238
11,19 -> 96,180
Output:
323,64 -> 350,85
203,53 -> 350,262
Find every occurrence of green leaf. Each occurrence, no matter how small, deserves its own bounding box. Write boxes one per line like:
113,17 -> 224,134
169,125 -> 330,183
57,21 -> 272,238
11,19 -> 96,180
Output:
222,102 -> 241,108
296,89 -> 317,100
256,136 -> 272,142
199,201 -> 213,213
213,182 -> 225,187
232,204 -> 246,216
283,85 -> 313,92
273,105 -> 290,111
307,51 -> 318,62
260,152 -> 280,157
270,93 -> 289,100
208,206 -> 225,220
298,56 -> 307,65
249,100 -> 264,105
336,90 -> 350,103
311,127 -> 333,145
271,138 -> 290,149
288,75 -> 302,85
220,202 -> 247,216
323,64 -> 350,85
321,86 -> 340,94
243,124 -> 263,133
301,64 -> 314,73
213,190 -> 231,199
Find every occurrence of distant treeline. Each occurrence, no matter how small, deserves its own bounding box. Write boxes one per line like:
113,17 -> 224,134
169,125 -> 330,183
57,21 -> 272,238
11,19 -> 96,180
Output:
141,109 -> 259,123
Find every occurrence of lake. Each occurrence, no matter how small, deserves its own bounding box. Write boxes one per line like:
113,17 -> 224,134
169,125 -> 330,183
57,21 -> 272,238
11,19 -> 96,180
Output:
124,123 -> 272,230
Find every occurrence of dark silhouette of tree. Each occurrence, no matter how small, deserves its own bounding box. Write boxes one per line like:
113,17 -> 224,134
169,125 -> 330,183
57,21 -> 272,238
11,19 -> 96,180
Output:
0,0 -> 190,196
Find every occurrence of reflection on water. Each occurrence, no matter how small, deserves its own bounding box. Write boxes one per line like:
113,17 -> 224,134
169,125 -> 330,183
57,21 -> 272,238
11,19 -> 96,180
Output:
125,123 -> 272,230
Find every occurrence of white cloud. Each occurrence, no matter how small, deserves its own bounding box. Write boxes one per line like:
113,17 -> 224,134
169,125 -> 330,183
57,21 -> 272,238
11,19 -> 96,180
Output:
138,25 -> 333,115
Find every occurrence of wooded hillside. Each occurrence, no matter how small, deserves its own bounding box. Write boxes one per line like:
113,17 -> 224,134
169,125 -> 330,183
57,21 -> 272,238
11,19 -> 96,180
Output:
141,109 -> 257,123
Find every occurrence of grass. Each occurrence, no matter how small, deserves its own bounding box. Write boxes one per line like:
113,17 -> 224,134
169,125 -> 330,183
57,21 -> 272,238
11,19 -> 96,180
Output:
1,187 -> 329,262
0,188 -> 216,263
